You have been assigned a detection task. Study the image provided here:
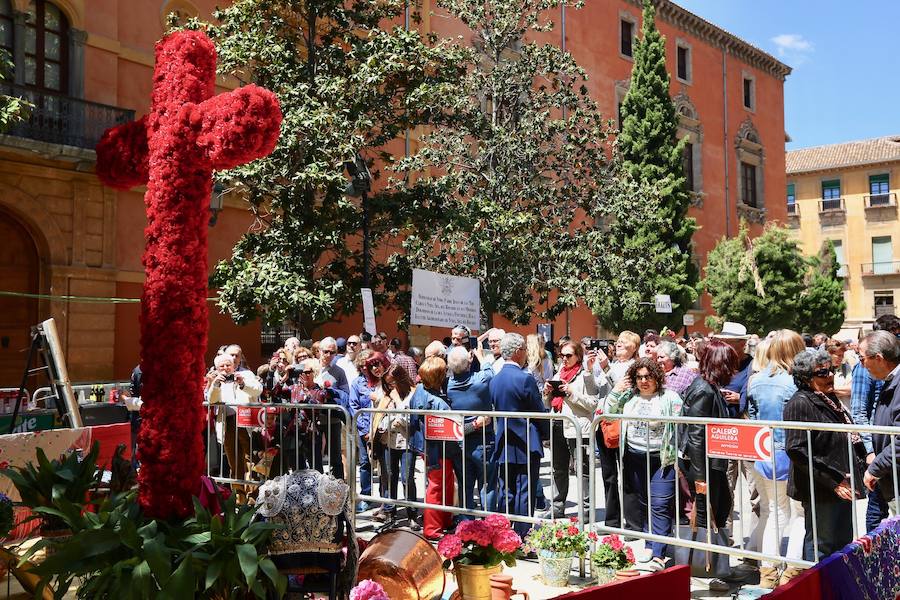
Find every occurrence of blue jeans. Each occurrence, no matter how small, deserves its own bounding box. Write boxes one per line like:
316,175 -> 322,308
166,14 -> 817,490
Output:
624,448 -> 676,558
866,488 -> 889,532
802,497 -> 853,561
455,435 -> 498,515
357,435 -> 372,496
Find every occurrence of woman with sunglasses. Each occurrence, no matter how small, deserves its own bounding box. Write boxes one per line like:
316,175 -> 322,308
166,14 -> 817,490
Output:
539,341 -> 599,519
784,349 -> 867,561
347,349 -> 389,512
604,357 -> 682,569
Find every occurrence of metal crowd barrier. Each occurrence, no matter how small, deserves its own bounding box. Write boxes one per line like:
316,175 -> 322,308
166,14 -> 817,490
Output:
201,401 -> 354,507
33,381 -> 130,408
351,408 -> 585,533
589,412 -> 900,569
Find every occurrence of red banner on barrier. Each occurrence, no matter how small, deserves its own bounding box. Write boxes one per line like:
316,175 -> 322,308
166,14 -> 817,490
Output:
706,423 -> 773,461
236,405 -> 279,428
425,415 -> 464,441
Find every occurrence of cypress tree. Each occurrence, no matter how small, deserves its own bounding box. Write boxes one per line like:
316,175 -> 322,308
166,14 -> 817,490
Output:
605,0 -> 698,332
795,240 -> 847,335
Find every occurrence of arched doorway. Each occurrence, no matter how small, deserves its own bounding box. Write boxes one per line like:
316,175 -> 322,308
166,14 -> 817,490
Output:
0,208 -> 40,388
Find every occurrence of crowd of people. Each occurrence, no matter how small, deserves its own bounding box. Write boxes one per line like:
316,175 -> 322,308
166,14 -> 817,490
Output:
195,316 -> 900,591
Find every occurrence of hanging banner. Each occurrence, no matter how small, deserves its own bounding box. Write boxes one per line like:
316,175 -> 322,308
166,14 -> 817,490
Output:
361,288 -> 377,335
410,269 -> 481,332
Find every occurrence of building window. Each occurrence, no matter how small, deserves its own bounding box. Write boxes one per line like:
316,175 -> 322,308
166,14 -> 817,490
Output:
786,183 -> 796,215
676,43 -> 691,83
620,19 -> 634,58
24,0 -> 69,93
742,76 -> 754,110
872,236 -> 893,275
831,239 -> 847,277
0,0 -> 13,57
741,162 -> 758,208
869,173 -> 891,206
682,141 -> 694,191
875,290 -> 895,317
820,178 -> 841,211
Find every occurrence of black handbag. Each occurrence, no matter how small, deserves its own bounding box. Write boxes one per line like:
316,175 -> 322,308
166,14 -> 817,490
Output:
669,501 -> 732,578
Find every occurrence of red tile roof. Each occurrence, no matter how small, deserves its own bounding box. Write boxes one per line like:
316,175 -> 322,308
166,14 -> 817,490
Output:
787,136 -> 900,174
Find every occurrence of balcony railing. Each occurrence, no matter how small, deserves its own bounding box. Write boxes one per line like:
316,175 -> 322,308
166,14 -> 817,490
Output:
865,193 -> 897,209
818,197 -> 845,213
786,202 -> 799,216
0,83 -> 134,150
861,261 -> 900,276
875,304 -> 896,317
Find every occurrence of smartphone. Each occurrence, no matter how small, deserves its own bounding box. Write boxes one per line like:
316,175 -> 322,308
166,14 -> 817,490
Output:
468,336 -> 477,350
588,339 -> 602,351
481,338 -> 491,350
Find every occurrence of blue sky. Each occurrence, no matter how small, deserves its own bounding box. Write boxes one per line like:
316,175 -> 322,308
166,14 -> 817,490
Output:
674,0 -> 900,150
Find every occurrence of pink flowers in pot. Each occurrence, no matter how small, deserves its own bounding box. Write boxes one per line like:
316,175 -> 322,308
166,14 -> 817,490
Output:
591,534 -> 636,570
350,580 -> 390,600
437,515 -> 523,568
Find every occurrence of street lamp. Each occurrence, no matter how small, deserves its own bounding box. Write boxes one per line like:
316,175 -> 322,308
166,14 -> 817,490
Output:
344,152 -> 372,287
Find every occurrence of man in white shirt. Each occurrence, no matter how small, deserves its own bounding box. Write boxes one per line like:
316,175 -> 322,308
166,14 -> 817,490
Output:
206,351 -> 262,496
336,334 -> 360,384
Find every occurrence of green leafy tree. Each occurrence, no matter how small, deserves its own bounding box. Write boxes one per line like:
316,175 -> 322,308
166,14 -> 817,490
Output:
704,222 -> 809,334
606,0 -> 698,331
0,50 -> 30,132
795,240 -> 846,334
389,0 -> 654,327
199,0 -> 466,332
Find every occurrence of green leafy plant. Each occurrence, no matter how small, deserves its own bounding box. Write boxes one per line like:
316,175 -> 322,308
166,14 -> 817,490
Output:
1,442 -> 102,531
524,518 -> 595,556
590,534 -> 635,570
26,488 -> 286,600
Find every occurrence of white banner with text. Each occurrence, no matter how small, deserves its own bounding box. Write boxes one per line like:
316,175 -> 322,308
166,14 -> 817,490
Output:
410,268 -> 481,332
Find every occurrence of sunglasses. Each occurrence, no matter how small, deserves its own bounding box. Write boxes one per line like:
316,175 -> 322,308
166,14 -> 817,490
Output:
366,362 -> 383,369
560,353 -> 575,358
348,341 -> 360,346
300,369 -> 314,375
635,374 -> 653,381
812,367 -> 835,378
321,349 -> 335,355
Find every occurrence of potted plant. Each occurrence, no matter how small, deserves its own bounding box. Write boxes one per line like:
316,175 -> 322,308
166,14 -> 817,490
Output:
590,534 -> 635,586
437,515 -> 522,600
1,442 -> 102,537
524,518 -> 596,587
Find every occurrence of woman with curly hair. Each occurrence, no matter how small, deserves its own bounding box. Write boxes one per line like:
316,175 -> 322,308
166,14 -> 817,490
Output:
603,357 -> 683,567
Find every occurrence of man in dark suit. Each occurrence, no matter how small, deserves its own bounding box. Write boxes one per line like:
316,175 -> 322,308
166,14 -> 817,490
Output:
489,332 -> 549,536
861,330 -> 900,516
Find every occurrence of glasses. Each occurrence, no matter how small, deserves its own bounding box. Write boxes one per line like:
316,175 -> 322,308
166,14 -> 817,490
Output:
321,349 -> 335,355
348,341 -> 359,346
366,362 -> 383,370
635,374 -> 653,381
812,367 -> 835,378
560,353 -> 575,358
488,339 -> 501,345
301,369 -> 314,375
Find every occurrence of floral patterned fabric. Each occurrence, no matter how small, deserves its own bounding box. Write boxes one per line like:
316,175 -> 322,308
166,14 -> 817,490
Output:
817,516 -> 900,600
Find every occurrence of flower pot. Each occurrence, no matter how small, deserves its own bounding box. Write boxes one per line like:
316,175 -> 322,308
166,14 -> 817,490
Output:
592,564 -> 616,586
455,562 -> 503,600
537,550 -> 574,587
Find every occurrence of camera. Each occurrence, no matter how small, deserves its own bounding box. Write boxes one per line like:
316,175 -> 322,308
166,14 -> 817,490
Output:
224,373 -> 235,383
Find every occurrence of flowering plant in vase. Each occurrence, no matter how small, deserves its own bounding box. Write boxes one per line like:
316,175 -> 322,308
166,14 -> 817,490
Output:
590,534 -> 636,570
437,515 -> 522,568
525,517 -> 597,556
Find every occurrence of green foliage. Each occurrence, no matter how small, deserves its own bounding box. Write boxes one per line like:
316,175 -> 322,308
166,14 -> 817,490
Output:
794,240 -> 847,335
604,0 -> 698,331
0,49 -> 30,133
704,222 -> 844,334
26,489 -> 285,599
390,0 -> 656,326
1,442 -> 102,531
200,0 -> 468,332
524,519 -> 592,556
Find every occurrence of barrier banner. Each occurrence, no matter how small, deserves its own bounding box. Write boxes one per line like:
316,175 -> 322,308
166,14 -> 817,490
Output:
425,414 -> 464,442
706,423 -> 772,461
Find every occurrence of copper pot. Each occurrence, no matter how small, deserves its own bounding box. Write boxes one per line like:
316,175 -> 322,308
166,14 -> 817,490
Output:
358,529 -> 445,600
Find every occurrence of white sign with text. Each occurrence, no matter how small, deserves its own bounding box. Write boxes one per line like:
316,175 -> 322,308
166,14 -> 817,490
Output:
410,269 -> 481,332
361,288 -> 377,335
655,294 -> 673,314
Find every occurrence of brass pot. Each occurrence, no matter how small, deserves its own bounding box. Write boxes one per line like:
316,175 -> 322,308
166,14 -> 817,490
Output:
455,563 -> 503,600
358,529 -> 445,600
